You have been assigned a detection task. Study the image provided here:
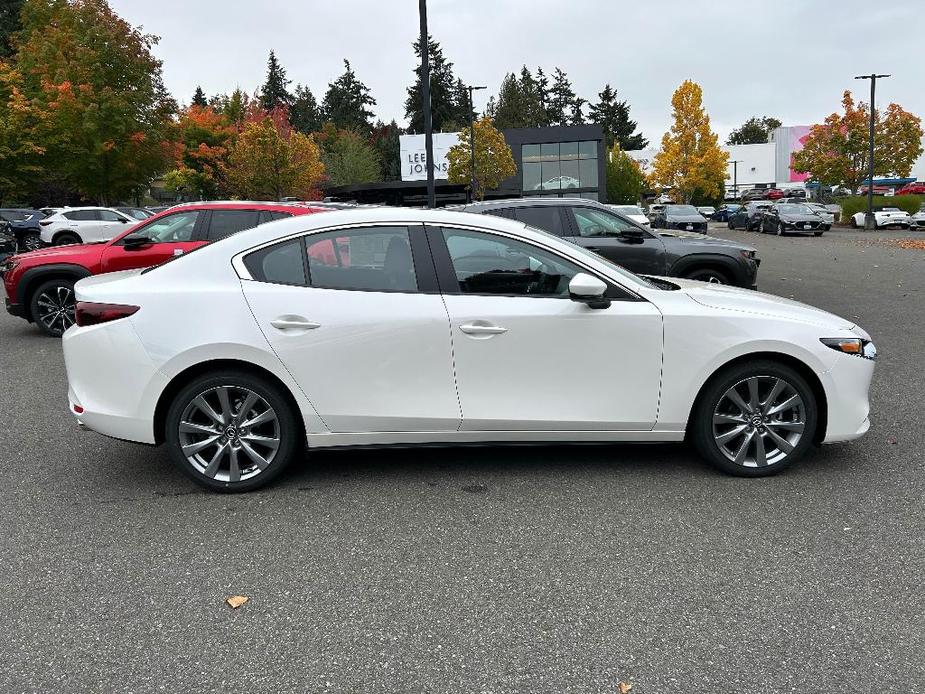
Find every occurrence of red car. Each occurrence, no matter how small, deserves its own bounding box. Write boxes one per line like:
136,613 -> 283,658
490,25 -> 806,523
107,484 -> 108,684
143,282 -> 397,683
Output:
1,201 -> 328,336
765,188 -> 785,200
896,182 -> 925,195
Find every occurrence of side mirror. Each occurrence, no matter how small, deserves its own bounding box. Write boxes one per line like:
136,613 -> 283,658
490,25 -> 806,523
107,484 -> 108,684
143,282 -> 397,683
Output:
123,235 -> 152,249
569,272 -> 611,309
619,227 -> 645,243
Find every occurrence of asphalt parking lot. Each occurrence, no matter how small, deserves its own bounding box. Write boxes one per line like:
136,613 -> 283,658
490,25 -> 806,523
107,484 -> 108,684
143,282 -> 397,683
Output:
2,227 -> 924,694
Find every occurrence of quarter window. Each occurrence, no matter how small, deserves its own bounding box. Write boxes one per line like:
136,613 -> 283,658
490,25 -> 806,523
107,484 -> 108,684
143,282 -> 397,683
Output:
305,227 -> 418,292
244,239 -> 306,285
441,228 -> 581,297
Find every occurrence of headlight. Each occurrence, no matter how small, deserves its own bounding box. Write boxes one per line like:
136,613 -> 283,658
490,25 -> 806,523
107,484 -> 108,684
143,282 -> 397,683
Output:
739,250 -> 757,260
820,337 -> 877,361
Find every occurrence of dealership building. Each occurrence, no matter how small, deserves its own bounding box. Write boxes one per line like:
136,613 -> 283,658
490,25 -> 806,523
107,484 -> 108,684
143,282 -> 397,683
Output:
326,124 -> 607,206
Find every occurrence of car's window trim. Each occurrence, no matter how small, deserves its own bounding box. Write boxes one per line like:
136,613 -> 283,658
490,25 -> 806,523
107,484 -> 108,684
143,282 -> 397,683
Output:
238,223 -> 439,295
425,223 -> 643,302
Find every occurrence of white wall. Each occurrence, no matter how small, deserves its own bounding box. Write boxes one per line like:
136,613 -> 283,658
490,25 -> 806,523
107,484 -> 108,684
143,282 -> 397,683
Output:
399,133 -> 461,181
625,142 -> 776,191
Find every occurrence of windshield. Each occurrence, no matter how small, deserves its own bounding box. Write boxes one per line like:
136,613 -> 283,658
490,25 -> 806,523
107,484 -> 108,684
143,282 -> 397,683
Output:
777,204 -> 813,214
613,205 -> 644,216
666,205 -> 700,215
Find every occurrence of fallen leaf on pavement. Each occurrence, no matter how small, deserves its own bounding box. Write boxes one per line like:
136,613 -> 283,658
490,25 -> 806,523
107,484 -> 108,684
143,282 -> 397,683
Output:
226,595 -> 249,609
619,682 -> 633,693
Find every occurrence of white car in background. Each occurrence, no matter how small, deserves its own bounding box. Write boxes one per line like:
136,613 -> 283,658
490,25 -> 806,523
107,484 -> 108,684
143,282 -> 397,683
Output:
909,206 -> 925,229
62,207 -> 875,492
39,206 -> 135,246
608,204 -> 650,226
696,206 -> 716,219
850,207 -> 911,229
804,203 -> 835,226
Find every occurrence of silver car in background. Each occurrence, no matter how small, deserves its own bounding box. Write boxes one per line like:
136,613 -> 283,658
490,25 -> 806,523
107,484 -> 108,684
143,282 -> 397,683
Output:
608,204 -> 650,226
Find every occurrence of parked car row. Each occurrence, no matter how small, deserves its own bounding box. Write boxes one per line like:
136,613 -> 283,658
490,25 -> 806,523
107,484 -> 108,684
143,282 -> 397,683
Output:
727,200 -> 832,236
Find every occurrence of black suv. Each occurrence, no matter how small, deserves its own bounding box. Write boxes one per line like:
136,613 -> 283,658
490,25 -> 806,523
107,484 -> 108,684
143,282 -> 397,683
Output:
459,198 -> 760,288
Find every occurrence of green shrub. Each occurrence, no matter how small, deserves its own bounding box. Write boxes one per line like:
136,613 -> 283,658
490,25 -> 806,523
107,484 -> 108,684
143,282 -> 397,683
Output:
840,195 -> 923,219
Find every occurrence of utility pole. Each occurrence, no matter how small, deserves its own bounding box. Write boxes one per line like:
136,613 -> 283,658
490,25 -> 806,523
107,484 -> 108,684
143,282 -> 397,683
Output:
854,73 -> 890,230
419,0 -> 435,208
467,84 -> 486,202
729,160 -> 741,201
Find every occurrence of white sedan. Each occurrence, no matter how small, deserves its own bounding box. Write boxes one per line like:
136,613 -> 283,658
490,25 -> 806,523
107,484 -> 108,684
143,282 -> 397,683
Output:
62,208 -> 876,492
850,208 -> 911,229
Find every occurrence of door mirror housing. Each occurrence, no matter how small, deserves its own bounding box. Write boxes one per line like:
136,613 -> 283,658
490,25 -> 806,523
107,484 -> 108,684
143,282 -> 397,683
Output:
619,227 -> 645,243
122,235 -> 152,249
569,272 -> 611,309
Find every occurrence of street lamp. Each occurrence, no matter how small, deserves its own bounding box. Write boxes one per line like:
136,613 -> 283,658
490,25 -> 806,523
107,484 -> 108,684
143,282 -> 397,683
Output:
467,85 -> 487,202
854,73 -> 890,230
729,160 -> 741,200
418,0 -> 435,208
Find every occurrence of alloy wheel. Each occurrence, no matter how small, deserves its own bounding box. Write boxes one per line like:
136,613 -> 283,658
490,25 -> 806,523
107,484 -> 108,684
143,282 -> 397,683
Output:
712,376 -> 806,468
35,284 -> 75,334
178,385 -> 281,483
20,234 -> 42,252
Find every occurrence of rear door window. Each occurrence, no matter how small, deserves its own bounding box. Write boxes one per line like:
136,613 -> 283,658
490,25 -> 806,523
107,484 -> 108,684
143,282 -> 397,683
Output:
305,227 -> 418,292
206,210 -> 261,240
511,206 -> 566,236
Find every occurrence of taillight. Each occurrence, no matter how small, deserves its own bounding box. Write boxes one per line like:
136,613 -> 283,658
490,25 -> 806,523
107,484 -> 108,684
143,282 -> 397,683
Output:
75,301 -> 139,327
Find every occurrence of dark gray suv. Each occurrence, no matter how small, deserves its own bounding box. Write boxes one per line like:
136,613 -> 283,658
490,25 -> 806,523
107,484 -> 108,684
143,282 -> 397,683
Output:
459,198 -> 760,288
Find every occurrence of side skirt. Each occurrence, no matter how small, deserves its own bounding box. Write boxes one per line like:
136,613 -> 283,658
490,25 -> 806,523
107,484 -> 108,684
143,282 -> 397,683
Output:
306,430 -> 686,450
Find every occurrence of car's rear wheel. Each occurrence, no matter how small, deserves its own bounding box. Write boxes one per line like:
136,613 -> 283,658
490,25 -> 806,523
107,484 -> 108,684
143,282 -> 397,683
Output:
54,231 -> 81,246
165,371 -> 301,492
775,222 -> 785,236
29,278 -> 76,337
19,232 -> 42,252
691,360 -> 818,477
683,267 -> 730,284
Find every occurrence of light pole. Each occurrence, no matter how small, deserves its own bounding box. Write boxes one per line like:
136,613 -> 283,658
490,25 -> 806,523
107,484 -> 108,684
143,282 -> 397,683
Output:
729,160 -> 741,200
467,84 -> 486,202
854,73 -> 890,230
418,0 -> 435,208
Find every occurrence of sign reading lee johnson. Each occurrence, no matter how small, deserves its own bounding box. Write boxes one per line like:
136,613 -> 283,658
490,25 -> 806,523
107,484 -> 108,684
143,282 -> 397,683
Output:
399,133 -> 461,181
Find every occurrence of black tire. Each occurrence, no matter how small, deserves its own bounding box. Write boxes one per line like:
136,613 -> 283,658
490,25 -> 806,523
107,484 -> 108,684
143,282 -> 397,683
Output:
683,267 -> 731,284
850,216 -> 859,229
164,370 -> 302,492
29,278 -> 76,337
727,220 -> 734,229
19,232 -> 42,252
775,222 -> 785,236
690,360 -> 818,477
53,231 -> 81,246
813,231 -> 823,237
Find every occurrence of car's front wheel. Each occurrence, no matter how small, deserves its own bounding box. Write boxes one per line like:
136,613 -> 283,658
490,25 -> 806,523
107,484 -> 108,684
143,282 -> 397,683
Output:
691,360 -> 818,477
683,267 -> 730,284
165,371 -> 301,492
775,222 -> 785,236
19,232 -> 42,252
30,278 -> 76,337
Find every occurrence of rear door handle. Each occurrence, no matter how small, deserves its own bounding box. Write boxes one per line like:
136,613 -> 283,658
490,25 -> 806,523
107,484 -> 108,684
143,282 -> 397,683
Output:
270,317 -> 321,331
459,322 -> 508,335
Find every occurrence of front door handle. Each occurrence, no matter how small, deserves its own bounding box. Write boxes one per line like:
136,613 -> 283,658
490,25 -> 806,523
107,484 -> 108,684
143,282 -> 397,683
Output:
459,322 -> 508,336
270,317 -> 321,331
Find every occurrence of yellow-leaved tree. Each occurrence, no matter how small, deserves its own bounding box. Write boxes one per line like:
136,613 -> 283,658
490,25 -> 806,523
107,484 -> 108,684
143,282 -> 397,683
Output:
650,80 -> 728,203
225,115 -> 325,200
447,117 -> 516,200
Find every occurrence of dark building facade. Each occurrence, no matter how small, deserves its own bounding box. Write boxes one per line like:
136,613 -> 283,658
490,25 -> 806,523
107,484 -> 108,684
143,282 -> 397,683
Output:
326,124 -> 606,207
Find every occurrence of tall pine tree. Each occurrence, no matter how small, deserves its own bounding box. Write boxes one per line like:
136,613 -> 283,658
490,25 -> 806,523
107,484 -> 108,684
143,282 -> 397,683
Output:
322,59 -> 376,135
290,84 -> 321,134
191,85 -> 207,107
588,84 -> 647,150
548,68 -> 576,126
259,50 -> 292,110
404,34 -> 467,133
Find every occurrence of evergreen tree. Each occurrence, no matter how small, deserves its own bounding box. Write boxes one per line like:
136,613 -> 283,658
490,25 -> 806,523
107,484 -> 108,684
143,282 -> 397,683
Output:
570,97 -> 586,125
726,116 -> 781,145
486,73 -> 523,129
404,34 -> 465,133
259,49 -> 292,110
322,59 -> 376,135
191,85 -> 207,107
534,67 -> 550,127
548,68 -> 576,126
290,84 -> 322,134
450,78 -> 472,131
588,84 -> 648,150
0,0 -> 24,57
371,120 -> 402,181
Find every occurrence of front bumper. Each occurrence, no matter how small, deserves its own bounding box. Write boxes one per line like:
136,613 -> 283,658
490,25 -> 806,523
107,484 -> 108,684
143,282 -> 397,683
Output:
820,350 -> 875,444
5,296 -> 25,318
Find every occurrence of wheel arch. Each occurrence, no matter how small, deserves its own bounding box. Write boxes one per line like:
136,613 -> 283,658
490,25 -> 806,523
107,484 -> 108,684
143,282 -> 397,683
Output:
670,253 -> 743,285
686,351 -> 828,446
52,229 -> 82,244
19,264 -> 92,321
152,358 -> 307,446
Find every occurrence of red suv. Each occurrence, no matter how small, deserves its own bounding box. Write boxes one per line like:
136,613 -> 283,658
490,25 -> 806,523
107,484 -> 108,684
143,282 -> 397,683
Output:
1,201 -> 327,336
897,182 -> 925,195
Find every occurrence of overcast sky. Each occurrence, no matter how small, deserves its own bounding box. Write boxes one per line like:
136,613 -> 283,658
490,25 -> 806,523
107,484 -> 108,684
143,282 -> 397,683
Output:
110,0 -> 924,145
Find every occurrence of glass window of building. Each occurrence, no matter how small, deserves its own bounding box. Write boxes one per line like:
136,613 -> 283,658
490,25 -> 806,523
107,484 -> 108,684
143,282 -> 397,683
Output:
522,140 -> 599,195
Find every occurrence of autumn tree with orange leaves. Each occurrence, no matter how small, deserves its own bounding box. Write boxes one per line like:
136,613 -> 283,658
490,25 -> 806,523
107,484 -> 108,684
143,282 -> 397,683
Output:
164,104 -> 235,199
0,0 -> 176,204
792,90 -> 923,192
